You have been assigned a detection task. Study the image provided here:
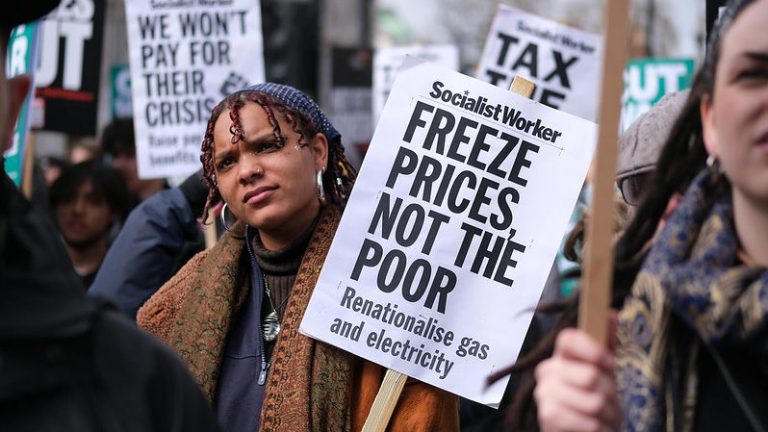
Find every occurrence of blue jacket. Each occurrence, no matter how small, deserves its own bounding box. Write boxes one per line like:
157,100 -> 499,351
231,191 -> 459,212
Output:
89,188 -> 203,320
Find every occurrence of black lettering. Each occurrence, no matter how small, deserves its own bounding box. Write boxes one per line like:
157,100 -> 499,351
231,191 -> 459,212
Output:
386,146 -> 419,188
402,101 -> 435,143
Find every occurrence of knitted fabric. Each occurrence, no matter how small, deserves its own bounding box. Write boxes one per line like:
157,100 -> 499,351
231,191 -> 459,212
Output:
247,83 -> 341,145
617,169 -> 768,431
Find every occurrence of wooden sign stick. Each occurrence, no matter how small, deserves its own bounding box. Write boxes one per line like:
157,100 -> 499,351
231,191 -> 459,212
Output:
361,75 -> 536,432
21,133 -> 36,200
578,0 -> 630,345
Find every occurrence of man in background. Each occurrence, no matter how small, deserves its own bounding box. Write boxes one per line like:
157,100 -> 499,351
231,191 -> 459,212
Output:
50,161 -> 130,288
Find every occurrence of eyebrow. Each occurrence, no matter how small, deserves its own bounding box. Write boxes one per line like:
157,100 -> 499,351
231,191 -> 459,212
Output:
743,52 -> 768,63
213,132 -> 280,162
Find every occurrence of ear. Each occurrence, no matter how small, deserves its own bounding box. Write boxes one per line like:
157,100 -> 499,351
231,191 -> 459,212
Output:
700,95 -> 720,158
4,75 -> 30,148
309,132 -> 329,171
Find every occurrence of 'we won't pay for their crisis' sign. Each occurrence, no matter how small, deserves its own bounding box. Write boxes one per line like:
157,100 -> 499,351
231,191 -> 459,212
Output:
300,63 -> 596,406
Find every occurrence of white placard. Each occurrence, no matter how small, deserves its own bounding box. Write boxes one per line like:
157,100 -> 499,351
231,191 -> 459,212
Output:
300,63 -> 596,406
476,5 -> 603,122
373,45 -> 459,122
125,0 -> 265,179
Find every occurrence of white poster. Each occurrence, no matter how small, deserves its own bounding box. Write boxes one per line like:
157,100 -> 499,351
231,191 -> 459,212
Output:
373,45 -> 459,122
125,0 -> 265,179
476,5 -> 602,122
300,63 -> 596,406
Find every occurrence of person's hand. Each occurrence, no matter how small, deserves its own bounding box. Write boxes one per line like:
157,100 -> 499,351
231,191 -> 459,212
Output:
534,328 -> 620,432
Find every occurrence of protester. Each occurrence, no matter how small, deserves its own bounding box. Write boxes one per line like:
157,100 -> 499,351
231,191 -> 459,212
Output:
0,4 -> 220,431
137,83 -> 459,431
49,161 -> 130,289
531,0 -> 768,430
616,90 -> 689,208
101,117 -> 166,206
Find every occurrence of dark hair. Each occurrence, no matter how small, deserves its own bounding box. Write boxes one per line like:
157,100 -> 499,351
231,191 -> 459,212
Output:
100,118 -> 136,158
199,90 -> 357,222
49,160 -> 131,221
496,0 -> 756,429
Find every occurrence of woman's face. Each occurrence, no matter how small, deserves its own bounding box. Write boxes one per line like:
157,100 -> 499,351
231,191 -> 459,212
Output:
702,0 -> 768,202
212,102 -> 328,249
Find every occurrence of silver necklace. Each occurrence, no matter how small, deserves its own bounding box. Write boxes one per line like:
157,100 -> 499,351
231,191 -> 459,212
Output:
262,277 -> 282,342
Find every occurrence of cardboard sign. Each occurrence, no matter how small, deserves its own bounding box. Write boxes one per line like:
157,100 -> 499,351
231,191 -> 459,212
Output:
476,5 -> 603,121
33,0 -> 104,135
3,23 -> 40,186
621,58 -> 694,132
125,0 -> 265,179
300,63 -> 596,406
373,45 -> 459,122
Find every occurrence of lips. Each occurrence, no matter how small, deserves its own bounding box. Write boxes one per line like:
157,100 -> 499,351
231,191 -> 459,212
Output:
242,185 -> 277,205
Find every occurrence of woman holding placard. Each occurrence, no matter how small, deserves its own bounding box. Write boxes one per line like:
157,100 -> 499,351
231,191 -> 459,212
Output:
137,83 -> 458,432
513,0 -> 768,430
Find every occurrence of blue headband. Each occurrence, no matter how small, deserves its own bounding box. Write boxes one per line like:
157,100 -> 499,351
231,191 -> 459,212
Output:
247,82 -> 341,146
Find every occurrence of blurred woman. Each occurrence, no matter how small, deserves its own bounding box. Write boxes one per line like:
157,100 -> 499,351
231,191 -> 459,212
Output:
509,0 -> 768,430
138,83 -> 458,432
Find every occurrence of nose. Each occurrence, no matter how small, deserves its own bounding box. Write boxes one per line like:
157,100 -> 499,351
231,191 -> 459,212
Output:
238,155 -> 264,184
72,197 -> 87,215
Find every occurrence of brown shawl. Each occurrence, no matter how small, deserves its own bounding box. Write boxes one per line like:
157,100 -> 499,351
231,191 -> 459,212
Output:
138,206 -> 459,432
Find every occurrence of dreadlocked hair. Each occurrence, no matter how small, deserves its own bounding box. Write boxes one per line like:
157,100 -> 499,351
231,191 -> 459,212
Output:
198,90 -> 358,223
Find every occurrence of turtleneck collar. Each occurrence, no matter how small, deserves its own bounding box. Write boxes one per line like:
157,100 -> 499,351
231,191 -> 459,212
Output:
249,215 -> 319,276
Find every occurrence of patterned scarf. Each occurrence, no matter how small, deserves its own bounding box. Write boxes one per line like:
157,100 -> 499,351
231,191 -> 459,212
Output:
617,170 -> 768,431
138,206 -> 355,431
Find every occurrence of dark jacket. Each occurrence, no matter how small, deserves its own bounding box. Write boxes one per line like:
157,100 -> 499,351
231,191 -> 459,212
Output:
0,169 -> 218,431
89,188 -> 203,319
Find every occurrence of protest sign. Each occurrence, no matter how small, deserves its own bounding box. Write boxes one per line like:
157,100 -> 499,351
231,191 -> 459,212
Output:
329,47 -> 374,167
621,58 -> 693,132
111,65 -> 133,119
125,0 -> 265,179
373,45 -> 459,122
33,0 -> 104,136
476,5 -> 603,121
300,63 -> 596,405
3,23 -> 40,187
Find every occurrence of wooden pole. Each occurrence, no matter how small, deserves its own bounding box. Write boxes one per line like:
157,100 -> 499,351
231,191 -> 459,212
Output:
578,0 -> 631,346
360,75 -> 536,432
21,133 -> 35,200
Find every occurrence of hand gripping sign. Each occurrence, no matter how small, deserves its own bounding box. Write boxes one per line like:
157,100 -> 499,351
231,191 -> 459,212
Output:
300,62 -> 596,407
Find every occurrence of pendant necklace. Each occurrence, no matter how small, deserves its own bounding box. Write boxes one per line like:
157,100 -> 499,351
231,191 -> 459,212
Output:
262,277 -> 283,342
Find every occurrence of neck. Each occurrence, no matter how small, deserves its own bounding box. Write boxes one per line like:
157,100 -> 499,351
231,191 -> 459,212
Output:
66,237 -> 108,276
732,189 -> 768,266
259,204 -> 321,251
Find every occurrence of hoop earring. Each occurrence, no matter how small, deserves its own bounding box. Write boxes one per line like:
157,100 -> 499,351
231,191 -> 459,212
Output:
317,170 -> 327,205
707,154 -> 724,183
220,202 -> 235,232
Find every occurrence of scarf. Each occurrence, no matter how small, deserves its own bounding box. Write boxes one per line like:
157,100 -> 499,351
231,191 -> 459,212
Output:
138,205 -> 355,431
617,170 -> 768,431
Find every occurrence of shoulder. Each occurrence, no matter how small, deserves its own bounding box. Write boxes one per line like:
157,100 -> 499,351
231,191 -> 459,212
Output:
90,307 -> 220,431
137,249 -> 211,342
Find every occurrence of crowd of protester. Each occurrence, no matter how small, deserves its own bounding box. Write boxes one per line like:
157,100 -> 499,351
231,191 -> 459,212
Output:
2,0 -> 767,430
